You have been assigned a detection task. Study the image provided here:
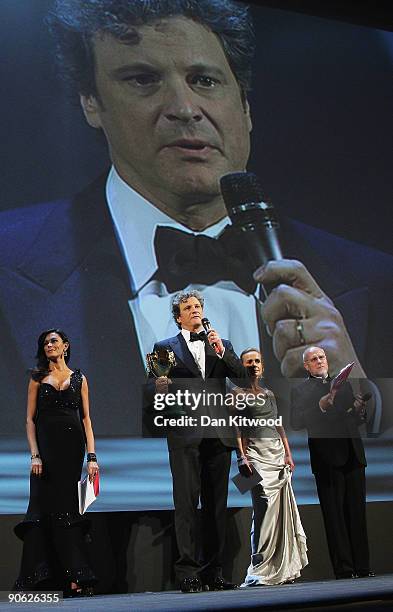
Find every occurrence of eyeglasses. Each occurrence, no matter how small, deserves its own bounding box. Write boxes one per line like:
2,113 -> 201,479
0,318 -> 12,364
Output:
307,355 -> 326,363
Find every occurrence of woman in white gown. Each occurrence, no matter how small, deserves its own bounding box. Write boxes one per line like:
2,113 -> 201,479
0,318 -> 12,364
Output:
237,348 -> 308,586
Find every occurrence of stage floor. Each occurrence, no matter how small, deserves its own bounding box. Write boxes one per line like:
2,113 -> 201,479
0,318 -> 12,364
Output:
1,575 -> 392,612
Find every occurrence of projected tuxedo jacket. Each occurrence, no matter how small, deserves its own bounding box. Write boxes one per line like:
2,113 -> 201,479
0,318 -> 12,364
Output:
1,173 -> 393,435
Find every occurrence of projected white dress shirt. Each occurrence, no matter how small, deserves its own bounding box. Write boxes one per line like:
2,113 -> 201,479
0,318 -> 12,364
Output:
106,167 -> 259,361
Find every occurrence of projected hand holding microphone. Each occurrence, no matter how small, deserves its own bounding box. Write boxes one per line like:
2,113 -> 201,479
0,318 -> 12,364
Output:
219,171 -> 366,379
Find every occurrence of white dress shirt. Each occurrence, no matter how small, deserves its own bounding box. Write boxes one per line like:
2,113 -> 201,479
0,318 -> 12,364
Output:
181,329 -> 206,378
106,166 -> 259,361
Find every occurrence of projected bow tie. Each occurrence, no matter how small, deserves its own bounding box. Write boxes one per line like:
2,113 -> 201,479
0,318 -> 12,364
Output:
189,331 -> 207,342
153,226 -> 256,294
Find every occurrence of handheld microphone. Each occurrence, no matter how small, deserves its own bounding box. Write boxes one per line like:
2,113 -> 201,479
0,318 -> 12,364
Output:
220,171 -> 283,270
201,318 -> 217,350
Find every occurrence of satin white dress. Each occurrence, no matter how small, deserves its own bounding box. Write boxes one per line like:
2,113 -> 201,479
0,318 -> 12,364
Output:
241,391 -> 308,586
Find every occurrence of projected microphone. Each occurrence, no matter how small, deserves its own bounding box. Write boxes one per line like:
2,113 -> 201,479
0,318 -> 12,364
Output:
220,172 -> 282,270
201,318 -> 217,350
347,392 -> 372,414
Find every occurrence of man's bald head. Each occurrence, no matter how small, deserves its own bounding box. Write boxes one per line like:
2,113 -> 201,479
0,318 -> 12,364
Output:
303,346 -> 328,377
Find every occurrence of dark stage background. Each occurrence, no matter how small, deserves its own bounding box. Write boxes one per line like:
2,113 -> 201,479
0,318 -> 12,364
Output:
1,0 -> 393,590
1,502 -> 393,592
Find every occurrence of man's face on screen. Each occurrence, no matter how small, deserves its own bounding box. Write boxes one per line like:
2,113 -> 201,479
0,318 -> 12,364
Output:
80,17 -> 252,210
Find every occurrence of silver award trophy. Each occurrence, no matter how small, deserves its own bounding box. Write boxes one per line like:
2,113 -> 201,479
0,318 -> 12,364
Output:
146,348 -> 186,417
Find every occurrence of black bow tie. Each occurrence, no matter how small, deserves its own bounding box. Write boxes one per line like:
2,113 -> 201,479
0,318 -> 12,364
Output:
153,226 -> 256,294
189,331 -> 207,342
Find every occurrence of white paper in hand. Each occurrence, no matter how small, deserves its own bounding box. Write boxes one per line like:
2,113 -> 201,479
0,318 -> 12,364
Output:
78,472 -> 100,514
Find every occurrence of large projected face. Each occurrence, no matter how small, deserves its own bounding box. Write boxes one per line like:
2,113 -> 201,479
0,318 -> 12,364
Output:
80,17 -> 252,216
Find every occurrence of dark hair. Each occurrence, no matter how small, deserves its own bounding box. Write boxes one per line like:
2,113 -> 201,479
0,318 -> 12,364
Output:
49,0 -> 254,100
240,347 -> 262,361
31,329 -> 71,382
171,290 -> 204,328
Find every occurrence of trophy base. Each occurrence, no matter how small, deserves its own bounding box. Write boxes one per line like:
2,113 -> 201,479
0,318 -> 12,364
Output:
163,408 -> 187,418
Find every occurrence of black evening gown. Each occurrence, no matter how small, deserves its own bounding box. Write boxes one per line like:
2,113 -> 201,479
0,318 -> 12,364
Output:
14,370 -> 96,590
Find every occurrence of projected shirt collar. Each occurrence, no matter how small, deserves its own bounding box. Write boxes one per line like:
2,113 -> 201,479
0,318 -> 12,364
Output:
105,166 -> 260,362
106,166 -> 228,294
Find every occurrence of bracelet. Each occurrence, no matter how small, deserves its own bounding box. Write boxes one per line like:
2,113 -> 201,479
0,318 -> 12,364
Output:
237,455 -> 246,462
31,453 -> 40,459
87,453 -> 97,462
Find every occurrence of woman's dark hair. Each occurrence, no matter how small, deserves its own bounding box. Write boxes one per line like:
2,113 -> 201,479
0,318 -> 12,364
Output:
240,347 -> 262,361
31,329 -> 71,382
48,0 -> 254,100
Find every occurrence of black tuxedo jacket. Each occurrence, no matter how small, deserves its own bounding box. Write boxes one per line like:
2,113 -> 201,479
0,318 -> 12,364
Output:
1,172 -> 393,434
290,378 -> 366,473
149,333 -> 246,449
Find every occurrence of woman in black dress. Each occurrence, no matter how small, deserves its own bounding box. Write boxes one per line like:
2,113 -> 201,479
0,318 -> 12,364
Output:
14,329 -> 98,595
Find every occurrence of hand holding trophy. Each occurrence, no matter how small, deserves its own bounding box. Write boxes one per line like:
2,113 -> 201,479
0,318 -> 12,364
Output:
146,347 -> 176,387
155,376 -> 171,394
146,347 -> 186,417
146,348 -> 185,417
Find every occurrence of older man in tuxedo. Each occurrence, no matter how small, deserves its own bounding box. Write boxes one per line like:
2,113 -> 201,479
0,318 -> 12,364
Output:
150,290 -> 246,592
290,346 -> 373,579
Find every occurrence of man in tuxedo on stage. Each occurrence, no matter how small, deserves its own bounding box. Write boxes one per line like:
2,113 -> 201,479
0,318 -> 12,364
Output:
290,346 -> 374,579
1,0 -> 393,436
150,290 -> 245,592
